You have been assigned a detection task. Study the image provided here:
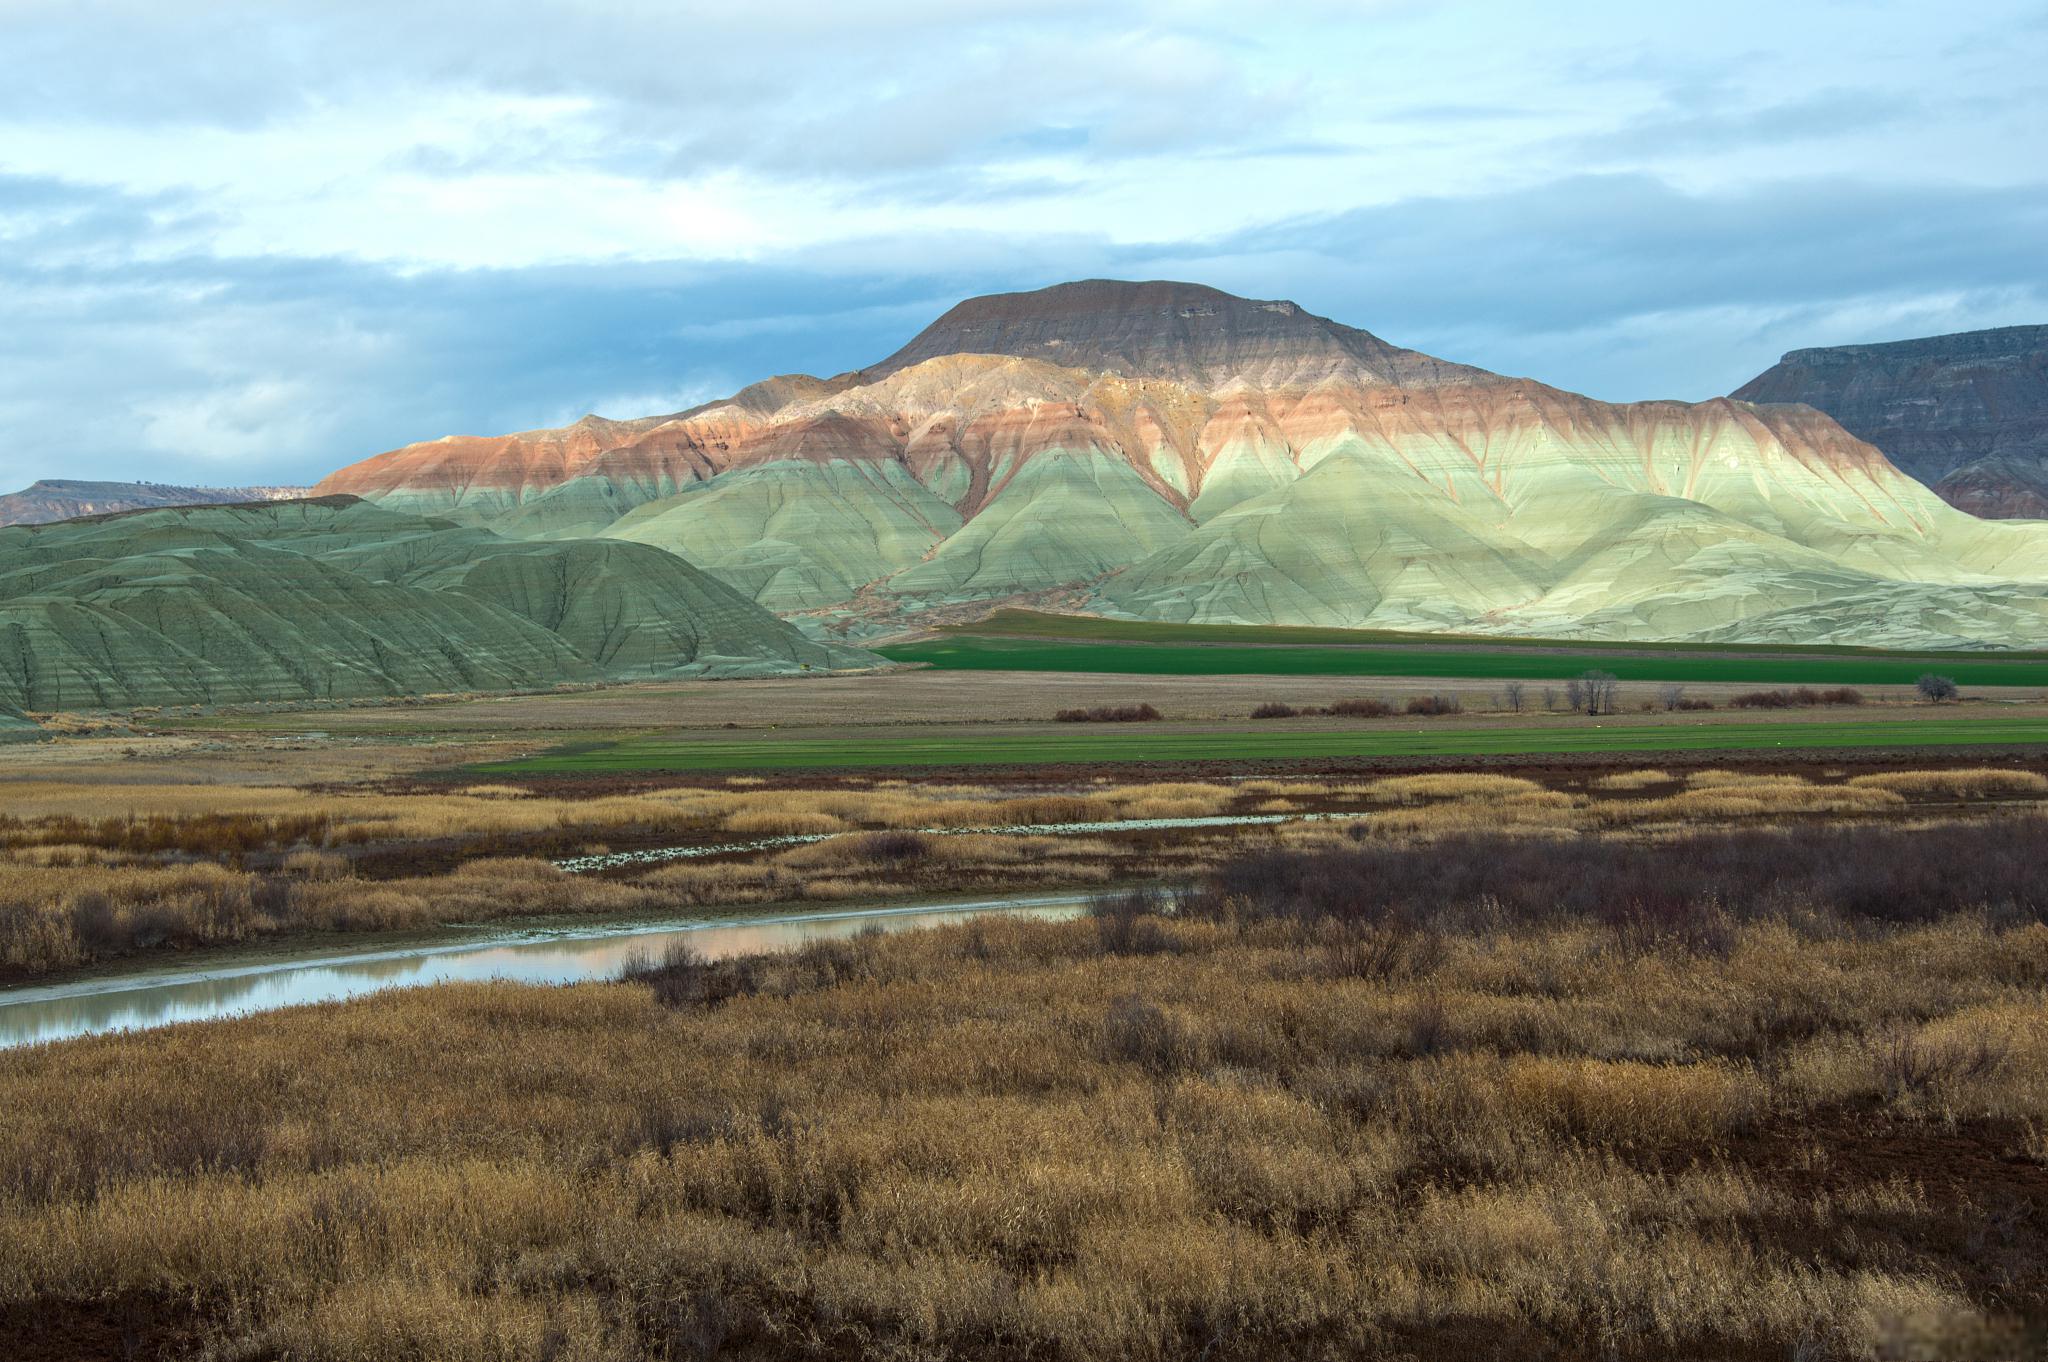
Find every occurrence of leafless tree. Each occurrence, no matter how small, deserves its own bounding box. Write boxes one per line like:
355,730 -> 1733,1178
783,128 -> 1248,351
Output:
1658,682 -> 1687,711
1576,670 -> 1619,716
1564,677 -> 1584,713
1915,674 -> 1958,703
1542,686 -> 1557,712
1503,680 -> 1526,713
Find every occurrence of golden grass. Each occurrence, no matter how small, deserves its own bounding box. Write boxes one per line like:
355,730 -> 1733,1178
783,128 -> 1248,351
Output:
1597,782 -> 1906,824
1591,768 -> 1675,790
1848,767 -> 2048,798
5,764 -> 2046,978
0,887 -> 2040,1359
1360,773 -> 1549,803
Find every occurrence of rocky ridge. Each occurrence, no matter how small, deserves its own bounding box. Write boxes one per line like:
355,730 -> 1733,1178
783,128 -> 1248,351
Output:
1734,326 -> 2048,520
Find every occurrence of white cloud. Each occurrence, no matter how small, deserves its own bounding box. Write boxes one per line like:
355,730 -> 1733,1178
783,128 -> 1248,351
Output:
0,0 -> 2042,486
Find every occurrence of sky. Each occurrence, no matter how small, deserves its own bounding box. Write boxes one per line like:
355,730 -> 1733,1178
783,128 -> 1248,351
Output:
2,0 -> 2044,491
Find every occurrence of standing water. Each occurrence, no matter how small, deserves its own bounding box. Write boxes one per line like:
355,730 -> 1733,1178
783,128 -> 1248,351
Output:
0,893 -> 1089,1050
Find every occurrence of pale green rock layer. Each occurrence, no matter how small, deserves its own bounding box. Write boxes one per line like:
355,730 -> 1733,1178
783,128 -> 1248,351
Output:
604,460 -> 964,612
1091,442 -> 2048,644
883,449 -> 1192,602
0,500 -> 873,711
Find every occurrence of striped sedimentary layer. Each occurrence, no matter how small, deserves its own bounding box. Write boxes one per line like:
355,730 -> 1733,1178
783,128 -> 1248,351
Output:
315,281 -> 2048,646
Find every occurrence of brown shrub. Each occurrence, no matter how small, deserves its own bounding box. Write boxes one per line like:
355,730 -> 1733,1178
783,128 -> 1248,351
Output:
1731,687 -> 1861,709
1054,704 -> 1163,723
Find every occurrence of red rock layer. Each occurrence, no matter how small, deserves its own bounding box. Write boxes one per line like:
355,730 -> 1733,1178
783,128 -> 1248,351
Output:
315,281 -> 1910,520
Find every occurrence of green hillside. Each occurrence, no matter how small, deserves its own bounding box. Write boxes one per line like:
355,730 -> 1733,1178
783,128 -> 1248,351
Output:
0,498 -> 873,711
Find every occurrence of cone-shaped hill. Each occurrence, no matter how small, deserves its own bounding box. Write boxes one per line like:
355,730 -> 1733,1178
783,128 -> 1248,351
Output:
307,280 -> 2048,647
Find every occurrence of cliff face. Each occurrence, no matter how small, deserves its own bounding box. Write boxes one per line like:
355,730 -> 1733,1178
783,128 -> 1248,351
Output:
315,281 -> 2048,647
1733,326 -> 2048,519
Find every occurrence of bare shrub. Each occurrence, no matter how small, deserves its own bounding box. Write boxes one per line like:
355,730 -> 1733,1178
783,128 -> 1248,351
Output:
1404,694 -> 1462,716
620,941 -> 761,1009
1190,820 -> 2048,932
65,891 -> 122,956
846,831 -> 931,864
1053,704 -> 1163,723
1250,702 -> 1300,719
1089,888 -> 1181,956
1326,698 -> 1394,718
1916,674 -> 1959,702
1733,687 -> 1863,709
1102,993 -> 1198,1075
1868,1024 -> 2009,1101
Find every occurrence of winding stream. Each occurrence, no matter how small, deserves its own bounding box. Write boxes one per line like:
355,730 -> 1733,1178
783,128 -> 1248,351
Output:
0,893 -> 1089,1050
0,810 -> 1356,1049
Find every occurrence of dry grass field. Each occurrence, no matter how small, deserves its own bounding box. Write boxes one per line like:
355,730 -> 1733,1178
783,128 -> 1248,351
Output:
2,826 -> 2044,1360
4,759 -> 2048,979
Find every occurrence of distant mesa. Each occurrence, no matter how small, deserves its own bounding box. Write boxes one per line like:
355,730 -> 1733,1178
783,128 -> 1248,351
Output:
308,280 -> 2048,649
0,479 -> 311,527
1734,326 -> 2048,520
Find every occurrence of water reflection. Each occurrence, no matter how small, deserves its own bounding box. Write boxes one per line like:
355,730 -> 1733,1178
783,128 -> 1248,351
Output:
0,895 -> 1086,1050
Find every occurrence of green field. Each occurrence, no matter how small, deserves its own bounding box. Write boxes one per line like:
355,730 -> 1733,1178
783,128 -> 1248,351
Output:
478,716 -> 2048,773
876,635 -> 2048,687
945,610 -> 2048,660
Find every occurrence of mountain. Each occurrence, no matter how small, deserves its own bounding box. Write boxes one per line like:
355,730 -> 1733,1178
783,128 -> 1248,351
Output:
316,280 -> 2048,647
0,480 -> 310,527
1733,327 -> 2048,519
0,498 -> 871,711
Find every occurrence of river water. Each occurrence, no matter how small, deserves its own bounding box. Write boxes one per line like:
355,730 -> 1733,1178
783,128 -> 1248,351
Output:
0,893 -> 1089,1050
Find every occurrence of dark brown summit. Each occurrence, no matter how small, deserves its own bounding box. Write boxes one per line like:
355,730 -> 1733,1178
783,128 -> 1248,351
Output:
869,278 -> 1481,390
1733,325 -> 2048,518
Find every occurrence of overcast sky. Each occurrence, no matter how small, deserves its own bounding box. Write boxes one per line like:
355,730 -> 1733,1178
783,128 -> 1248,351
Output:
3,0 -> 2044,489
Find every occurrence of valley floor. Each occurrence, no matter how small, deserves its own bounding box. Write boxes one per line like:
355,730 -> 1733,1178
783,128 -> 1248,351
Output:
4,670 -> 2048,982
4,666 -> 2048,1358
2,828 -> 2044,1360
